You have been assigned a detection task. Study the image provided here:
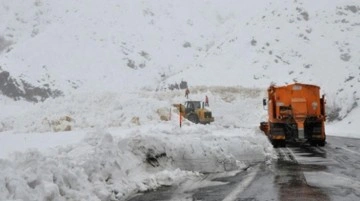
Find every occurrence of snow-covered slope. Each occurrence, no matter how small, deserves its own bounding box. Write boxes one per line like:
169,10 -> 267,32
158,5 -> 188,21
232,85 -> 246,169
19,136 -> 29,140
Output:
1,0 -> 266,92
166,0 -> 360,120
0,0 -> 359,120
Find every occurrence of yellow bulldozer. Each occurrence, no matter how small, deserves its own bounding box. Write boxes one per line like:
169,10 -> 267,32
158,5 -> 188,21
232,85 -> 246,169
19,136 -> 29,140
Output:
173,101 -> 214,124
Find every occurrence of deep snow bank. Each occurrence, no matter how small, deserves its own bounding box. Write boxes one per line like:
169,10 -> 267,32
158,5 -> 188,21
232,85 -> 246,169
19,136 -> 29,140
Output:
0,86 -> 275,200
0,124 -> 273,201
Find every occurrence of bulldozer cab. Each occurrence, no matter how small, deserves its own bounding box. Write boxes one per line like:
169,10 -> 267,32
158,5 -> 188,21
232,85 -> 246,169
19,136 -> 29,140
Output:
173,100 -> 214,124
184,101 -> 201,113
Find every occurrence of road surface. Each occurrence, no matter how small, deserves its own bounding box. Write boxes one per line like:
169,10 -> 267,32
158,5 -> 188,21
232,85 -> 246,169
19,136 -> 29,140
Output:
128,136 -> 360,201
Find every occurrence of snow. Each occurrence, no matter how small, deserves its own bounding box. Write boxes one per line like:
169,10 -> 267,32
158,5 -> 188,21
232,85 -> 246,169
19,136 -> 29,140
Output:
0,117 -> 273,200
0,0 -> 359,200
305,172 -> 360,199
326,106 -> 360,138
0,87 -> 274,200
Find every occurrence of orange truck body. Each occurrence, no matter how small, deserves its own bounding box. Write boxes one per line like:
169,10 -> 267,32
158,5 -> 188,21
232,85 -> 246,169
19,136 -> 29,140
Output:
260,83 -> 326,147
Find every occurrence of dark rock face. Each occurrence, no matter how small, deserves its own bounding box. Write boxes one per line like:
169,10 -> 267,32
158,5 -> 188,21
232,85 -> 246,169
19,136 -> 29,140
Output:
0,71 -> 63,102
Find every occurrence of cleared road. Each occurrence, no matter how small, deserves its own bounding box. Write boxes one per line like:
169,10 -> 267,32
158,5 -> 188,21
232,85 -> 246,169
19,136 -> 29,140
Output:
128,136 -> 360,201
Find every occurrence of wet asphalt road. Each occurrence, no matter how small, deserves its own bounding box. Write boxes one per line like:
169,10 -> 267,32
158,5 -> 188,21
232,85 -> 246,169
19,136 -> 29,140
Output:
128,136 -> 360,201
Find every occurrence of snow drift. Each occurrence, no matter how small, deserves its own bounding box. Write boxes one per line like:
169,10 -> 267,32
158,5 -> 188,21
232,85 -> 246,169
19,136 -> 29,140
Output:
0,125 -> 273,201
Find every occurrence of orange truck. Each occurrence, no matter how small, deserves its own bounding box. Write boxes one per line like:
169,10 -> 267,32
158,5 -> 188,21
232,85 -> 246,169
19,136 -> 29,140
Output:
260,83 -> 326,147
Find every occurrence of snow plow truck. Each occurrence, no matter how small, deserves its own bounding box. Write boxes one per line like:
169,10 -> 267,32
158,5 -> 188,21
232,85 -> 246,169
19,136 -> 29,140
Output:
260,83 -> 326,147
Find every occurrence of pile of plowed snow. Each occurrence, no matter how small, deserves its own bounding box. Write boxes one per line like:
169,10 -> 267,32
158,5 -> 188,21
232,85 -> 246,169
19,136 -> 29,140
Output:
0,125 -> 273,201
0,87 -> 274,200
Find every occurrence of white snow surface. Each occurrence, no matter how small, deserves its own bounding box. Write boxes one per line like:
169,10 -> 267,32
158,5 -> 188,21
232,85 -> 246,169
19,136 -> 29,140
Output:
0,87 -> 274,201
305,172 -> 360,200
0,0 -> 359,200
0,127 -> 271,201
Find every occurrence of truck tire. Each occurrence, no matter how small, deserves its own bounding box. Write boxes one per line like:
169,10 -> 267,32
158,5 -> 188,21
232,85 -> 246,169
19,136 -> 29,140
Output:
318,141 -> 325,147
310,141 -> 317,146
310,140 -> 325,147
271,140 -> 285,148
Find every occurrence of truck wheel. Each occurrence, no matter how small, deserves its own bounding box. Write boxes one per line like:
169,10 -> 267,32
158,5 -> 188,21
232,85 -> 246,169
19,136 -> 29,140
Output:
271,141 -> 278,148
280,140 -> 286,147
271,140 -> 285,148
310,140 -> 325,147
310,141 -> 317,146
188,114 -> 199,124
318,141 -> 325,147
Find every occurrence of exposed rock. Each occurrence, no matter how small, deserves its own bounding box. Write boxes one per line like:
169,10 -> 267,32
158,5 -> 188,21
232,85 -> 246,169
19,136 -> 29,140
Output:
183,41 -> 191,48
43,116 -> 74,132
0,70 -> 62,102
300,11 -> 309,21
250,38 -> 257,46
345,5 -> 359,13
340,53 -> 351,62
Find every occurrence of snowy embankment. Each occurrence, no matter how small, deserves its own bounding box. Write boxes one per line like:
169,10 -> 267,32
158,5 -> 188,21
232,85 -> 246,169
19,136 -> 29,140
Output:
0,87 -> 274,201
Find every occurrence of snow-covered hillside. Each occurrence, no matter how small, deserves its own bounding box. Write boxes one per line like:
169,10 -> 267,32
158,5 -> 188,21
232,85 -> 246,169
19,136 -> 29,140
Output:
0,0 -> 359,119
0,0 -> 359,200
1,0 -> 265,92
